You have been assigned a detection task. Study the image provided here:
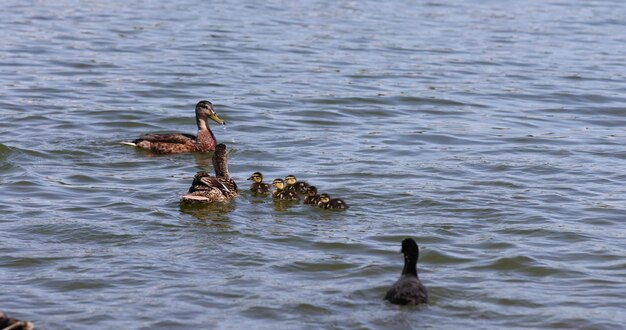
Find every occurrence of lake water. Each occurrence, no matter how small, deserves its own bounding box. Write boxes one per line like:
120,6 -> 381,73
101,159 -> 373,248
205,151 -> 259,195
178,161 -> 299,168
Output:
1,0 -> 625,329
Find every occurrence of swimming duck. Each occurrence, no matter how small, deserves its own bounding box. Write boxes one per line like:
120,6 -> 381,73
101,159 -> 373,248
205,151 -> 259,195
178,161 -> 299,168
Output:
295,180 -> 310,194
247,171 -> 270,195
384,238 -> 429,305
283,175 -> 298,194
315,193 -> 349,210
122,100 -> 225,153
0,311 -> 34,330
272,178 -> 299,201
328,198 -> 349,210
303,186 -> 319,204
181,143 -> 238,203
315,193 -> 331,208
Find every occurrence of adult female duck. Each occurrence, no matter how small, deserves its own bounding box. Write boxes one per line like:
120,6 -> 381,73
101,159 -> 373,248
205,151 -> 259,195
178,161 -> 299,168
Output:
122,100 -> 225,153
181,144 -> 238,203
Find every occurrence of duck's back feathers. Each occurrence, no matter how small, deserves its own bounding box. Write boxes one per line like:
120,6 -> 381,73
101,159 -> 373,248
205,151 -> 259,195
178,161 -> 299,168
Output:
182,171 -> 238,203
180,144 -> 238,204
384,276 -> 429,305
327,198 -> 349,210
250,182 -> 271,195
132,133 -> 197,153
273,189 -> 300,201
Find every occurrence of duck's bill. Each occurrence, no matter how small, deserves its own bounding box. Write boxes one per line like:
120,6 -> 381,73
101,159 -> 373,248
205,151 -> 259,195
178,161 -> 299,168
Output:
209,113 -> 226,125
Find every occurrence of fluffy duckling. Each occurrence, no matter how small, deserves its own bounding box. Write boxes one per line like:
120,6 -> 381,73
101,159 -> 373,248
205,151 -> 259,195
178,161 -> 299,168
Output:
315,193 -> 349,210
272,178 -> 299,201
247,171 -> 270,195
283,174 -> 298,194
328,198 -> 349,210
303,186 -> 320,204
384,238 -> 429,305
0,311 -> 34,330
315,193 -> 331,208
122,100 -> 226,153
295,181 -> 310,194
181,144 -> 238,203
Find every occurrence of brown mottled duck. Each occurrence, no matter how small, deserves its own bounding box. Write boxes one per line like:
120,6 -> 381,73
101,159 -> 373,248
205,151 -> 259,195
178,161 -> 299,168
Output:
247,171 -> 271,195
122,100 -> 225,153
0,311 -> 34,330
384,238 -> 429,305
272,178 -> 299,201
181,143 -> 238,203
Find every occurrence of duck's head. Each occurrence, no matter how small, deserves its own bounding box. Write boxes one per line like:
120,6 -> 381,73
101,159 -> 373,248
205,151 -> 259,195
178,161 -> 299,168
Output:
401,238 -> 419,257
196,100 -> 226,125
248,171 -> 264,183
284,174 -> 297,186
306,186 -> 318,196
272,178 -> 285,190
318,193 -> 330,204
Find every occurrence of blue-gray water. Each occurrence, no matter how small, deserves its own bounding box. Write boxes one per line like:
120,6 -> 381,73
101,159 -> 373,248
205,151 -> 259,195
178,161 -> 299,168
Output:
1,1 -> 625,329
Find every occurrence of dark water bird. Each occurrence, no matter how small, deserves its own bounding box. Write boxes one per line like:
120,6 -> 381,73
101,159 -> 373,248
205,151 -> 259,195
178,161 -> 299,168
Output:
0,311 -> 34,330
121,100 -> 226,153
272,178 -> 299,201
247,171 -> 270,195
303,186 -> 319,204
384,238 -> 429,306
181,144 -> 238,203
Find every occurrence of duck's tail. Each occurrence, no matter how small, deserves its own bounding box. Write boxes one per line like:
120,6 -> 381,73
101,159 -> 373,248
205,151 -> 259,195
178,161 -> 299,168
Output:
120,141 -> 137,147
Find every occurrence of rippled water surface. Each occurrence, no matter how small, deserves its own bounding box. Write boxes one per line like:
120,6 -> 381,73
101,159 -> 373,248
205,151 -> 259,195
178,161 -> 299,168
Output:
1,0 -> 625,329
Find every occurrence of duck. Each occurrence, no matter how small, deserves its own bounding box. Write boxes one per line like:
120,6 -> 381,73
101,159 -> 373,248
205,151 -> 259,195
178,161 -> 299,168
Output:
295,181 -> 310,194
283,174 -> 299,194
0,311 -> 34,330
272,178 -> 299,201
315,193 -> 349,210
303,186 -> 320,204
315,193 -> 331,208
181,143 -> 238,203
384,238 -> 429,305
247,171 -> 271,195
121,100 -> 226,153
328,198 -> 349,210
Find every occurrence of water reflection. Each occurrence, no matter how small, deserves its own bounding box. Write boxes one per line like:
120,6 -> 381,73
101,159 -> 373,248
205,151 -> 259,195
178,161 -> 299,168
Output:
272,200 -> 300,212
192,152 -> 214,170
179,201 -> 235,225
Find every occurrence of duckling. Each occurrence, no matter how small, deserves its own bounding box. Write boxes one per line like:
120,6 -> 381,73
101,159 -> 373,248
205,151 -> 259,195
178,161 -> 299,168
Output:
283,174 -> 299,194
303,186 -> 320,204
272,178 -> 299,201
121,100 -> 226,153
295,181 -> 310,194
328,198 -> 349,210
315,193 -> 331,208
181,143 -> 238,203
0,311 -> 34,330
247,171 -> 270,195
384,238 -> 429,305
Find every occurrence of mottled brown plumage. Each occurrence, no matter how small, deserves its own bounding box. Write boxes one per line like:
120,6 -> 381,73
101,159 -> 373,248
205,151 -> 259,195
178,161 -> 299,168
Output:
0,311 -> 34,330
384,238 -> 429,305
123,100 -> 225,154
181,144 -> 238,203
